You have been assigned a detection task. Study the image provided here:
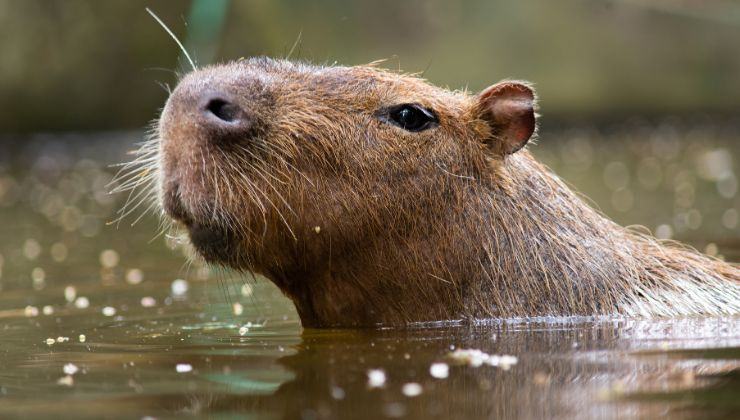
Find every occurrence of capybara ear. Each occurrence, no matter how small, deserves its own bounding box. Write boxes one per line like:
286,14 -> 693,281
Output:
476,81 -> 537,155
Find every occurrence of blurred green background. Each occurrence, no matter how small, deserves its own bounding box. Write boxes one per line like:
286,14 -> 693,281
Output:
2,0 -> 740,133
0,0 -> 738,258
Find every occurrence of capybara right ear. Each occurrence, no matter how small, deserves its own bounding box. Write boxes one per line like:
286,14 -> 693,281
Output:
476,81 -> 537,155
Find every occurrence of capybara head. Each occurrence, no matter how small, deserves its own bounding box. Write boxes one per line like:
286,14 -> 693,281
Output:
157,57 -> 536,277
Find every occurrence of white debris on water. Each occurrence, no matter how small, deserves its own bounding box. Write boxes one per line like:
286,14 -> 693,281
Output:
175,363 -> 193,373
240,283 -> 253,297
429,362 -> 450,379
447,349 -> 518,369
56,336 -> 69,343
24,305 -> 39,317
232,302 -> 243,316
238,326 -> 249,335
367,369 -> 387,388
125,268 -> 144,285
401,382 -> 423,397
102,306 -> 116,316
74,296 -> 90,309
57,375 -> 74,386
63,363 -> 79,375
42,305 -> 54,315
78,334 -> 86,343
64,285 -> 77,302
171,279 -> 188,296
140,296 -> 156,307
45,338 -> 55,345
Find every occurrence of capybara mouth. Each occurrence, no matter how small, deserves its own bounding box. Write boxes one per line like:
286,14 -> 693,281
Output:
186,222 -> 239,265
161,183 -> 237,265
161,182 -> 193,225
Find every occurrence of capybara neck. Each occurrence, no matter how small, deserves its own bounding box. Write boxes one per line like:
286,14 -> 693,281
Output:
147,57 -> 740,327
274,151 -> 740,327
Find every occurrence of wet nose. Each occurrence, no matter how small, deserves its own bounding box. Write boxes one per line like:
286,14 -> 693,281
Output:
199,92 -> 252,132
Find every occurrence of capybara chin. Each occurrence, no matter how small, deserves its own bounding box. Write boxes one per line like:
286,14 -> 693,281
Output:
142,56 -> 738,327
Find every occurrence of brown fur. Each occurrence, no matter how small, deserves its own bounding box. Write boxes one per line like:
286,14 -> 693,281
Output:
122,57 -> 740,327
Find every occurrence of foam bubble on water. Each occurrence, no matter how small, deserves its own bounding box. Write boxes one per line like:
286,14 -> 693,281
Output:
429,362 -> 449,379
175,363 -> 193,373
367,369 -> 386,388
171,279 -> 188,296
448,349 -> 518,369
499,355 -> 519,370
401,382 -> 423,397
64,286 -> 77,302
24,305 -> 39,317
56,375 -> 74,386
63,363 -> 79,375
74,296 -> 90,309
126,268 -> 144,285
140,296 -> 156,307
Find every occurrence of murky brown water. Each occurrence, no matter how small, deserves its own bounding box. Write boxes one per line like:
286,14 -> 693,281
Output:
0,123 -> 738,419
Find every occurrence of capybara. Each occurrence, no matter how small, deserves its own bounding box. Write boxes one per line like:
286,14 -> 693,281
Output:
120,57 -> 740,327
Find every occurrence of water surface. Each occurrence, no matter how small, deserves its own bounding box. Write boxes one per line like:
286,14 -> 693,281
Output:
0,126 -> 738,419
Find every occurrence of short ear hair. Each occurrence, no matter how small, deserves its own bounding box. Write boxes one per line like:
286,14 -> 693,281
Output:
476,81 -> 537,155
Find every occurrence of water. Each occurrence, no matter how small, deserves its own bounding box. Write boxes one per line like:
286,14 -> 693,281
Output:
0,124 -> 738,419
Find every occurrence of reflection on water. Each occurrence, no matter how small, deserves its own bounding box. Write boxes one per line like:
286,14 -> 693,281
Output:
0,123 -> 738,419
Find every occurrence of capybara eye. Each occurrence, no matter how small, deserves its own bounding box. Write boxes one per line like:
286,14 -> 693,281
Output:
387,104 -> 438,132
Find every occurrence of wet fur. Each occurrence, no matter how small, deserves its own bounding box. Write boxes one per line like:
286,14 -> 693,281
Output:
117,57 -> 740,327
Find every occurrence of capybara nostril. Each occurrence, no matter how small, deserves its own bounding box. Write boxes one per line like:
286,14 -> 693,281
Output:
204,98 -> 242,123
